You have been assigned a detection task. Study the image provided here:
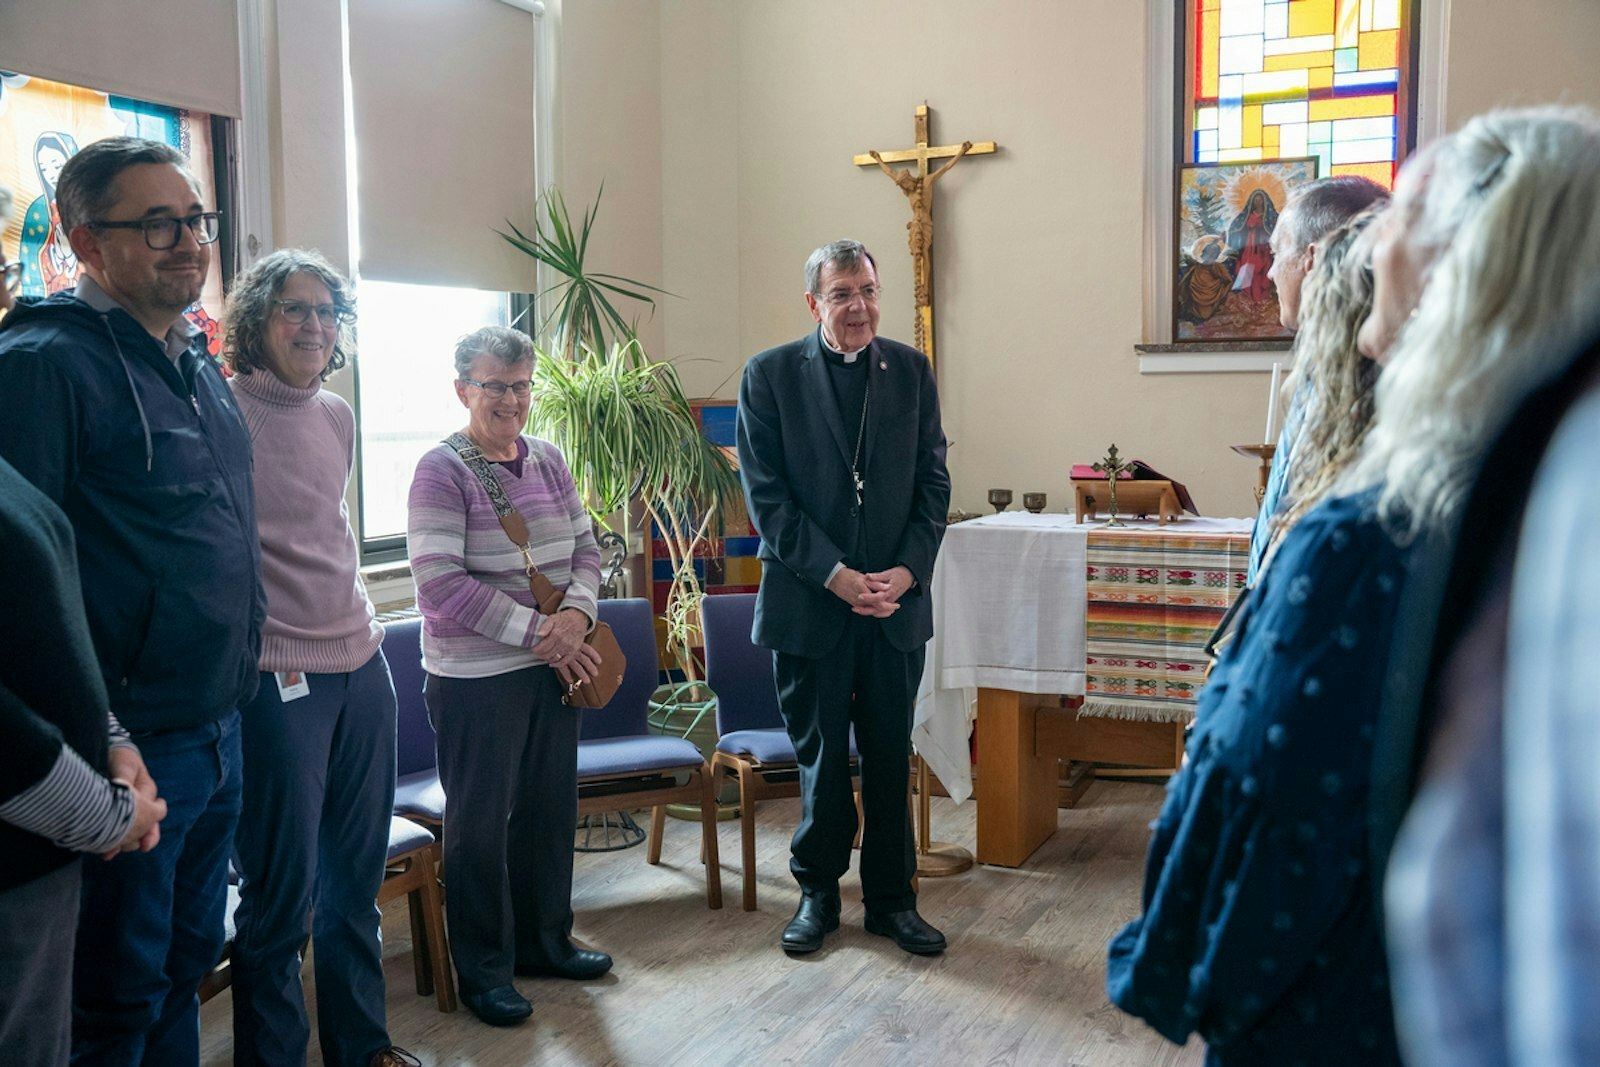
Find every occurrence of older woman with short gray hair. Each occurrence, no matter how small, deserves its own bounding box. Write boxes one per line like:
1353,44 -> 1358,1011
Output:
406,325 -> 608,1027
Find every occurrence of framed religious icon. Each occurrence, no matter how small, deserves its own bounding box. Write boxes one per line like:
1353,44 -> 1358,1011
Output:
1173,158 -> 1319,342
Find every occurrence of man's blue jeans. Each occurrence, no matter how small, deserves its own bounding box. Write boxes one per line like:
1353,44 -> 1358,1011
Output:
71,711 -> 243,1066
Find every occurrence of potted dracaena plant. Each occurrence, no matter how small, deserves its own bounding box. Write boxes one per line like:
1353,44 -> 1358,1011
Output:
497,188 -> 741,756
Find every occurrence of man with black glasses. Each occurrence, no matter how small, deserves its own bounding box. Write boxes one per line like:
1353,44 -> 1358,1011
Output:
0,137 -> 263,1065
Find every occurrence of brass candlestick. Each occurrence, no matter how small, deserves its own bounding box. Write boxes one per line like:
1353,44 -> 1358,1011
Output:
1229,443 -> 1277,511
1092,445 -> 1131,528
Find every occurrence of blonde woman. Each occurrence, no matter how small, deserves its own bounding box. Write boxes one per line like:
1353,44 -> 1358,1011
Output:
1109,105 -> 1600,1066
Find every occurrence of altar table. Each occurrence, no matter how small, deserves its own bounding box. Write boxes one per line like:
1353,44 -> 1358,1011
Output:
911,513 -> 1251,866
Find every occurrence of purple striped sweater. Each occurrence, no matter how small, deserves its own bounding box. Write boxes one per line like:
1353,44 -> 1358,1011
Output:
407,435 -> 600,678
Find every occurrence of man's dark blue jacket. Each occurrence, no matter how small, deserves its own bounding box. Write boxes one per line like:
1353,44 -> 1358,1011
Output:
0,294 -> 264,732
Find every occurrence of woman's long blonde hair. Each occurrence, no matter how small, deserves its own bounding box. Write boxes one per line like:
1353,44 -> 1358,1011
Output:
1341,105 -> 1600,537
1266,208 -> 1384,558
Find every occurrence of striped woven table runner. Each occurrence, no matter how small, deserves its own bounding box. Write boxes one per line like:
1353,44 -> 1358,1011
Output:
1082,524 -> 1249,723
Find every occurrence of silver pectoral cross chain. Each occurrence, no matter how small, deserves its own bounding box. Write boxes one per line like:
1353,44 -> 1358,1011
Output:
850,372 -> 871,508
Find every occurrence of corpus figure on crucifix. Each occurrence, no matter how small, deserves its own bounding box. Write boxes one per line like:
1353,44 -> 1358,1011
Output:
855,104 -> 996,366
869,140 -> 972,306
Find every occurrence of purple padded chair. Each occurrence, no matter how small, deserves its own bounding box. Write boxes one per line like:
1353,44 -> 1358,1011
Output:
701,592 -> 859,911
580,598 -> 722,909
385,616 -> 446,830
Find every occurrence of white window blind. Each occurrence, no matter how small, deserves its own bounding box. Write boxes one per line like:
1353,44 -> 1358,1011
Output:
0,0 -> 241,118
347,0 -> 538,293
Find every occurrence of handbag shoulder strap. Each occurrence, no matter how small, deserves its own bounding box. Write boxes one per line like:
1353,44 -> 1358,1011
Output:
444,432 -> 532,550
443,432 -> 564,615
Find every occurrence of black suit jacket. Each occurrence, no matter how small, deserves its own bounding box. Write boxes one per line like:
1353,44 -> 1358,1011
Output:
736,330 -> 950,658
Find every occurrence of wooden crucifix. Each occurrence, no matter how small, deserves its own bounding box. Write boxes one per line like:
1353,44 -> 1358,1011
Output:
855,103 -> 996,367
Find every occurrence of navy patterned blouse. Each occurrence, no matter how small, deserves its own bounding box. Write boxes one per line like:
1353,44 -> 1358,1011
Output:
1107,489 -> 1410,1066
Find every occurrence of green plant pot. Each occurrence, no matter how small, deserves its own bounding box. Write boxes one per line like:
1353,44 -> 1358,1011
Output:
648,683 -> 740,820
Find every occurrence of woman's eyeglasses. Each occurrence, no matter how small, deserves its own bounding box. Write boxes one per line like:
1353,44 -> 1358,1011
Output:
460,378 -> 534,399
273,300 -> 354,327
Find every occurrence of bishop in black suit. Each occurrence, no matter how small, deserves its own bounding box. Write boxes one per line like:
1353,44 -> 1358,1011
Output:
735,239 -> 950,955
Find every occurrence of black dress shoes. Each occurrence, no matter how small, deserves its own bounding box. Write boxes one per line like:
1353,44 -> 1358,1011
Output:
461,984 -> 533,1026
781,891 -> 841,954
515,948 -> 614,980
864,909 -> 947,955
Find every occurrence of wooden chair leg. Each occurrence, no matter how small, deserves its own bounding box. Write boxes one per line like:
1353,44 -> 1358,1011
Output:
739,766 -> 759,912
699,765 -> 723,909
407,877 -> 432,997
648,805 -> 666,865
414,849 -> 457,1013
853,788 -> 865,849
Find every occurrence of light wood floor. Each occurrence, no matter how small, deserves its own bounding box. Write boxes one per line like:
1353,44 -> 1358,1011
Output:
200,779 -> 1204,1066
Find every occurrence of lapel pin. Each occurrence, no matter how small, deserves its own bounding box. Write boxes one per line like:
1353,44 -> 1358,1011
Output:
879,360 -> 887,370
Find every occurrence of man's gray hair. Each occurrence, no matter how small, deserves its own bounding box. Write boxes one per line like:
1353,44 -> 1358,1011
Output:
804,239 -> 878,295
1279,176 -> 1390,253
454,325 -> 535,379
0,185 -> 13,223
55,137 -> 195,235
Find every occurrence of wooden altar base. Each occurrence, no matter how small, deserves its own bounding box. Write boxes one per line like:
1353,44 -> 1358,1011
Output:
976,689 -> 1184,867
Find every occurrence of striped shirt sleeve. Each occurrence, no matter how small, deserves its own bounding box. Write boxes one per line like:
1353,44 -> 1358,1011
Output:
0,742 -> 135,854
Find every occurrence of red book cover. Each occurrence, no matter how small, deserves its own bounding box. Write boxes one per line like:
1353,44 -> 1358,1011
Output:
1071,459 -> 1198,514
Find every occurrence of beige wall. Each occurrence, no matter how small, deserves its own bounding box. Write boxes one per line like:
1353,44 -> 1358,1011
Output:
557,0 -> 666,359
1444,0 -> 1600,126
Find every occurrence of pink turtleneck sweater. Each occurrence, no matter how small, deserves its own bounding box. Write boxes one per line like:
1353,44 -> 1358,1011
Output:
229,368 -> 383,674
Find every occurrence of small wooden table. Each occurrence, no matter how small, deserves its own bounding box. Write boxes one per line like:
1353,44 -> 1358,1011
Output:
914,514 -> 1251,867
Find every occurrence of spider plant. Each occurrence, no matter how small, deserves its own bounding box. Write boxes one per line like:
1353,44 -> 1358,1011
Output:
528,338 -> 741,680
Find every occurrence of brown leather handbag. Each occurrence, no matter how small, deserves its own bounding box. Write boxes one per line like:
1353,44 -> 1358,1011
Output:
445,434 -> 627,708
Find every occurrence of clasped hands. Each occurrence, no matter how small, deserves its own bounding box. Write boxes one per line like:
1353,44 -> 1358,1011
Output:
826,565 -> 913,617
107,746 -> 166,860
538,606 -> 602,688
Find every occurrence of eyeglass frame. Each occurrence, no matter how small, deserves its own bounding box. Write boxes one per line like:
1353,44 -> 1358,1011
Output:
815,283 -> 883,306
272,299 -> 356,328
85,211 -> 223,251
459,377 -> 535,399
1,260 -> 21,295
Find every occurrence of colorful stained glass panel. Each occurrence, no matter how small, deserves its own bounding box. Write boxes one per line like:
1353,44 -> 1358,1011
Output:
1188,0 -> 1411,190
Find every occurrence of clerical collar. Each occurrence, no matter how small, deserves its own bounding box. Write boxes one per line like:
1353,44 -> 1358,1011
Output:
819,326 -> 867,363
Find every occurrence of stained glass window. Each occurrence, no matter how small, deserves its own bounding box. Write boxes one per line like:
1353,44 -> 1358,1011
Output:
1185,0 -> 1417,188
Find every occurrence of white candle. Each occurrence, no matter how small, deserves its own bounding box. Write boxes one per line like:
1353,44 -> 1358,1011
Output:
1264,361 -> 1283,445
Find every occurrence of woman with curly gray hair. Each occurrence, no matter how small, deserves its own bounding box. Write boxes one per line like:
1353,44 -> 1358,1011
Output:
222,249 -> 415,1067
